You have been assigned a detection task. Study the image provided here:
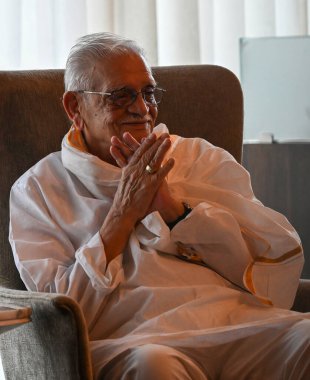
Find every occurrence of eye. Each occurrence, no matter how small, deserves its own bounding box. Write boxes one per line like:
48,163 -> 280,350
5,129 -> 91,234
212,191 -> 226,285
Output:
111,88 -> 130,101
108,88 -> 133,107
144,87 -> 155,95
145,86 -> 155,92
143,87 -> 156,100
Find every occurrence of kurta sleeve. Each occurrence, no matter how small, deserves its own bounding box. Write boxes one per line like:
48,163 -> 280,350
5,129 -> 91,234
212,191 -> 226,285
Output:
166,137 -> 303,309
9,161 -> 124,327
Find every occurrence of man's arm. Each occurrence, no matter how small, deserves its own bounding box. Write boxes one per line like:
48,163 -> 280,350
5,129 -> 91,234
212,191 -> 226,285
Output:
128,134 -> 303,309
9,175 -> 121,327
166,137 -> 303,309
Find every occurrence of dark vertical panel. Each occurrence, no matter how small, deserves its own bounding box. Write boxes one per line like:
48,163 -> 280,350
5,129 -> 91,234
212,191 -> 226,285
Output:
243,143 -> 310,278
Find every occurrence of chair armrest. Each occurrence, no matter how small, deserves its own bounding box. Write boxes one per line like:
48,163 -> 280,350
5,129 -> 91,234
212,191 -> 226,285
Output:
291,279 -> 310,313
0,287 -> 92,379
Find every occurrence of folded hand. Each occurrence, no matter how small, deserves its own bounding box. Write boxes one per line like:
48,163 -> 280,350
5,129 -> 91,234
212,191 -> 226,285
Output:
110,132 -> 184,223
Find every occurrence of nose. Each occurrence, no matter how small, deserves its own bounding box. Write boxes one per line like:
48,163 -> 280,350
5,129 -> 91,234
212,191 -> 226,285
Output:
127,92 -> 149,116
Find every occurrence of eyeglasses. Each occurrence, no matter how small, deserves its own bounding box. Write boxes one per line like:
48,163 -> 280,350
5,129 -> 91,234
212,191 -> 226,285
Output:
77,86 -> 166,108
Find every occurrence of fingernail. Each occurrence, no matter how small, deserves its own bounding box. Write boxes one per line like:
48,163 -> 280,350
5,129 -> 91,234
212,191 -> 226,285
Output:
163,137 -> 171,145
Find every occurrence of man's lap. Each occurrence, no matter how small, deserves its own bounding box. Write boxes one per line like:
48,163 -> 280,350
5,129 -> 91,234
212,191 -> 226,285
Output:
94,319 -> 310,379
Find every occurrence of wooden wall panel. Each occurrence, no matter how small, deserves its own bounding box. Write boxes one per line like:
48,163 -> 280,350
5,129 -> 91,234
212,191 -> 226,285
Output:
242,143 -> 310,279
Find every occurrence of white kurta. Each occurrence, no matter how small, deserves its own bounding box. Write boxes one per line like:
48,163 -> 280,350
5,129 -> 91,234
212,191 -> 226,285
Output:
9,124 -> 309,378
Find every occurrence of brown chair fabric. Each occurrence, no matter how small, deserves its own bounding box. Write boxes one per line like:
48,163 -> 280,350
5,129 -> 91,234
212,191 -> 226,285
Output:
0,70 -> 69,289
152,65 -> 244,162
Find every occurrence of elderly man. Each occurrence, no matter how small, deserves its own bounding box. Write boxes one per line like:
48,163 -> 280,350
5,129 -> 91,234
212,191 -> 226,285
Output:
10,33 -> 309,379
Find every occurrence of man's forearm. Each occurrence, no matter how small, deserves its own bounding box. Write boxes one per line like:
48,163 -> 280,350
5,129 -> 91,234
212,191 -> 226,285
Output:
99,209 -> 136,265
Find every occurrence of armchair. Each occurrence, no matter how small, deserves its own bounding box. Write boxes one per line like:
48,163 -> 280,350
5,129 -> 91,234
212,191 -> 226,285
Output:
0,66 -> 309,379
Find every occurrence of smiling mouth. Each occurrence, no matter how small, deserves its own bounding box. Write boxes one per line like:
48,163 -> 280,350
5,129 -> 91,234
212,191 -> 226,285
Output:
123,120 -> 150,125
122,121 -> 151,129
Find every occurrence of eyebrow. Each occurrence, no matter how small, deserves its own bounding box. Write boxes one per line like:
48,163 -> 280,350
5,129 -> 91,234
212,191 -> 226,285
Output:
107,83 -> 158,93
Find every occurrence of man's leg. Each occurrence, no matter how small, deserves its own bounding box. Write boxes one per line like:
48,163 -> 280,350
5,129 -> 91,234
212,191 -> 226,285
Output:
99,343 -> 208,380
221,319 -> 310,380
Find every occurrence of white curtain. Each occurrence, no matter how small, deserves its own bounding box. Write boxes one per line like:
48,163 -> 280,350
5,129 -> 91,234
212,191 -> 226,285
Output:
0,0 -> 309,76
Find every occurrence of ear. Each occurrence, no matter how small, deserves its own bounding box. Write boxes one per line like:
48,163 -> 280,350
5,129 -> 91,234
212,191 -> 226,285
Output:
62,91 -> 84,131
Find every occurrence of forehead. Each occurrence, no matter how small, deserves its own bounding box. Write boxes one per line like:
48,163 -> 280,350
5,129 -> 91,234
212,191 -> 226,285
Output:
91,53 -> 155,90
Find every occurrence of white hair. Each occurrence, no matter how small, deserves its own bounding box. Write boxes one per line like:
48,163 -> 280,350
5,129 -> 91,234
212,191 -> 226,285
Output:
64,32 -> 148,91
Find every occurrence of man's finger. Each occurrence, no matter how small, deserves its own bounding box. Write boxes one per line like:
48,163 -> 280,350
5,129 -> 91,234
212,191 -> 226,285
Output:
122,132 -> 140,151
111,136 -> 133,160
110,146 -> 127,168
147,137 -> 172,173
130,133 -> 169,165
155,157 -> 175,180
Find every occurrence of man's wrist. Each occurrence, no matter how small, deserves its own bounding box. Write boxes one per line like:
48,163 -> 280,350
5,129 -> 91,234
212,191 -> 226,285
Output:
167,202 -> 192,230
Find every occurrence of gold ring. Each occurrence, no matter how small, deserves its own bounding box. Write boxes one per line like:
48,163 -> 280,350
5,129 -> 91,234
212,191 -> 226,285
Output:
145,164 -> 155,174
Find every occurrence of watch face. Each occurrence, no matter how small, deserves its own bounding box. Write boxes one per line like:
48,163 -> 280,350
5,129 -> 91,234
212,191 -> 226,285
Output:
182,202 -> 192,212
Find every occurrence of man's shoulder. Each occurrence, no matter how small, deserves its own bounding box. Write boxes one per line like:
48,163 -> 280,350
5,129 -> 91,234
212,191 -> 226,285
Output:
21,151 -> 62,175
171,134 -> 232,161
156,123 -> 226,157
12,151 -> 67,189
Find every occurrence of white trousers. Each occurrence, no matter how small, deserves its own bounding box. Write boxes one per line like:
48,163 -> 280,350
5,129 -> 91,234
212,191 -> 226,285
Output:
100,344 -> 207,380
98,320 -> 310,380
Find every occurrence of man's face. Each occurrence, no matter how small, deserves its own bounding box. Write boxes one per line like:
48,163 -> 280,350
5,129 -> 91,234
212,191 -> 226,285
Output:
77,53 -> 158,164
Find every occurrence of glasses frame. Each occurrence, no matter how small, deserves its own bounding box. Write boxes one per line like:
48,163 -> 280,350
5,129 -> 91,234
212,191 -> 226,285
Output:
76,86 -> 166,108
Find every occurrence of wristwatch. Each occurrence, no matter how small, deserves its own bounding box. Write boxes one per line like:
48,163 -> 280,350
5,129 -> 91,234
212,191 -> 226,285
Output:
167,202 -> 192,230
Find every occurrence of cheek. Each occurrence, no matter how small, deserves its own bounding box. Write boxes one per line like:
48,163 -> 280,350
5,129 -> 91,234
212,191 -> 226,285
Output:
99,112 -> 111,125
100,106 -> 123,123
151,107 -> 158,122
97,110 -> 123,138
95,108 -> 115,127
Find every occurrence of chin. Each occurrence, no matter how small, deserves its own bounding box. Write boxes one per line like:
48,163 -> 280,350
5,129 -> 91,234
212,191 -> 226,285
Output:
134,131 -> 150,143
130,124 -> 153,142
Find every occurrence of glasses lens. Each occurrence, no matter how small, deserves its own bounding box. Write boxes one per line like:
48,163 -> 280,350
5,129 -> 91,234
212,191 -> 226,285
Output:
109,88 -> 133,107
108,87 -> 164,107
143,88 -> 164,105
